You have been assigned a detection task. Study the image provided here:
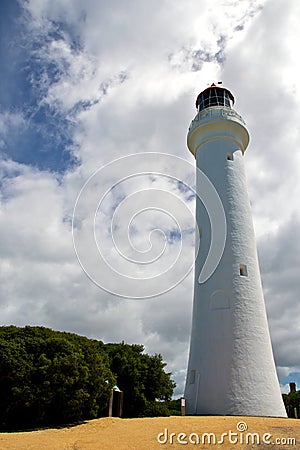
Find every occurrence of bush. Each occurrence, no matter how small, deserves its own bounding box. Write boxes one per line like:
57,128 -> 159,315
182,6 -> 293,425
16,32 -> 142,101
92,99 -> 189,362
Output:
141,400 -> 170,417
0,326 -> 114,430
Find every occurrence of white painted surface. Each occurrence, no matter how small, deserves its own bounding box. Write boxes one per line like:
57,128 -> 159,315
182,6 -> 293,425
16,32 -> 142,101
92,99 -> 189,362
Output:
184,104 -> 287,417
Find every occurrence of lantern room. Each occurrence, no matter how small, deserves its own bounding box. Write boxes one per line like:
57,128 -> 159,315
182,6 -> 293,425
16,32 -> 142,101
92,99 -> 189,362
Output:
195,84 -> 235,111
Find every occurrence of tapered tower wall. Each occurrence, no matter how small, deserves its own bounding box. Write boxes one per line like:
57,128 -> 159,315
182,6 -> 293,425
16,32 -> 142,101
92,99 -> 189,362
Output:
184,88 -> 287,417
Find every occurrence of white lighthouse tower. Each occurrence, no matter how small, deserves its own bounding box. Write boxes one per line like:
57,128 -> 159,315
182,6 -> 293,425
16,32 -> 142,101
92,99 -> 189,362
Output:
184,84 -> 286,417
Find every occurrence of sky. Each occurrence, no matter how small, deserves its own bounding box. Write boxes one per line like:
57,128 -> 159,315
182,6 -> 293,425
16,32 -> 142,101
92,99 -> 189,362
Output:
0,0 -> 300,397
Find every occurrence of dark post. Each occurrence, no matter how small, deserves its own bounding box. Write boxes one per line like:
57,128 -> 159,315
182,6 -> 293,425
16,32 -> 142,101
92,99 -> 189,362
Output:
108,390 -> 113,417
117,391 -> 123,418
108,386 -> 123,417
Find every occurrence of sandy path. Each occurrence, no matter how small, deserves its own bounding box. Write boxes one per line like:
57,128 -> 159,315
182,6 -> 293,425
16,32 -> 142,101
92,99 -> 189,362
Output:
0,416 -> 299,449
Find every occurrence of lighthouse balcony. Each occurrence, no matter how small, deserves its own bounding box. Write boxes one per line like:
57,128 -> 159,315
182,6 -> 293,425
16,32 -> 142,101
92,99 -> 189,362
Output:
188,106 -> 246,133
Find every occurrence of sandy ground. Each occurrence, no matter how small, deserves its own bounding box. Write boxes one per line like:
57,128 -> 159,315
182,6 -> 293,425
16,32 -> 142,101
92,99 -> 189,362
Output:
0,416 -> 299,450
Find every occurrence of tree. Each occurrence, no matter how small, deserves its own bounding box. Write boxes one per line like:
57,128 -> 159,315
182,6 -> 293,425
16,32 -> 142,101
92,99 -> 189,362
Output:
0,326 -> 176,430
282,391 -> 300,418
0,326 -> 114,430
104,342 -> 175,417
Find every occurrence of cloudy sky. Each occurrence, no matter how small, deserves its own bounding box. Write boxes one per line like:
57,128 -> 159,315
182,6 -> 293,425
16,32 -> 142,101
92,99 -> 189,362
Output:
0,0 -> 300,397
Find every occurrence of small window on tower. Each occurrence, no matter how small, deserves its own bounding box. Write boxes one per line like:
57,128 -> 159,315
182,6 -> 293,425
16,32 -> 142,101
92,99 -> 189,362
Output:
240,264 -> 248,277
190,370 -> 196,384
227,152 -> 234,161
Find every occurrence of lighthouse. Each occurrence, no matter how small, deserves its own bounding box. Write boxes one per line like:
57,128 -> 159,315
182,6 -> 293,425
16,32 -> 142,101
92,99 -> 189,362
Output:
184,84 -> 286,417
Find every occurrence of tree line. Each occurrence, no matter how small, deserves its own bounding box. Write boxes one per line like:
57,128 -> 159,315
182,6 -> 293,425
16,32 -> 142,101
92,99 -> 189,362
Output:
282,390 -> 300,418
0,326 -> 176,430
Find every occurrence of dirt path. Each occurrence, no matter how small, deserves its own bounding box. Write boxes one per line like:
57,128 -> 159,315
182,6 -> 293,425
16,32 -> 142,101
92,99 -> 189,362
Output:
0,416 -> 299,449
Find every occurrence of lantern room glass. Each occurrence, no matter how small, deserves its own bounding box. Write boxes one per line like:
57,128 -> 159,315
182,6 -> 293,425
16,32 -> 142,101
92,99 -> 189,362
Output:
196,87 -> 233,111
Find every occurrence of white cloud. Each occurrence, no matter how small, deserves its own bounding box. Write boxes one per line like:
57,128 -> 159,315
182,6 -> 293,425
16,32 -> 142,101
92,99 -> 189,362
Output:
0,112 -> 26,152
